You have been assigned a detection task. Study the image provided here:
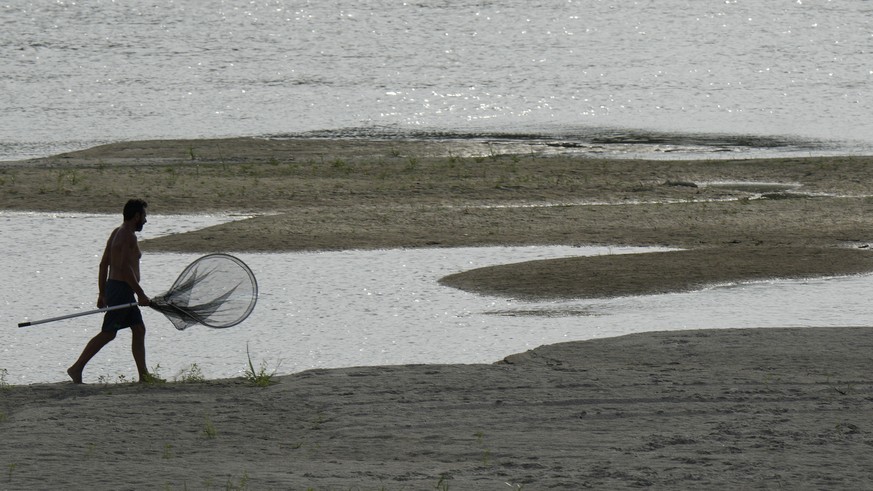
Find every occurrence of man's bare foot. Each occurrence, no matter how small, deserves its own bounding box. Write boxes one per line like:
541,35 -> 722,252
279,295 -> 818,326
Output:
67,366 -> 83,384
139,372 -> 165,384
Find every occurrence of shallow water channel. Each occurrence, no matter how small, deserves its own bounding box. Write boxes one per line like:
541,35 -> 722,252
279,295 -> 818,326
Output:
2,211 -> 871,385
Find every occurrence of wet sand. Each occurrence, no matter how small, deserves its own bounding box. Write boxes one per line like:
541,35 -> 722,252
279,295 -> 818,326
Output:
3,138 -> 873,488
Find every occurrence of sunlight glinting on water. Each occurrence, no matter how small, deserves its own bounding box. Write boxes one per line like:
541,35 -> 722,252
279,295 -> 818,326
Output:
3,1 -> 873,160
3,212 -> 872,385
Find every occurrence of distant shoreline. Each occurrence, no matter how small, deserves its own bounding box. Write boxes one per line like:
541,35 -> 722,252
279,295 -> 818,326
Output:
3,128 -> 867,164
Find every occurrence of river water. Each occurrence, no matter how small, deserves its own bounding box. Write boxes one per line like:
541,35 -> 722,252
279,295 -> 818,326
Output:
2,211 -> 871,385
3,2 -> 873,384
3,1 -> 873,160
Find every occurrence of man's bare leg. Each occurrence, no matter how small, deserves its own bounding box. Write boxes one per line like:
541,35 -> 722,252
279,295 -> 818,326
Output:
131,324 -> 149,382
68,330 -> 117,384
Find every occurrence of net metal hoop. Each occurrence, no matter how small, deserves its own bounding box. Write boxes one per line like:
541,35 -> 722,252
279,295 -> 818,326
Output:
150,253 -> 258,330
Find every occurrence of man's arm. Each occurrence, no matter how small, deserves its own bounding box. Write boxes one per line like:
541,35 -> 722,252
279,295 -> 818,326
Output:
96,232 -> 114,308
109,228 -> 149,306
122,234 -> 149,306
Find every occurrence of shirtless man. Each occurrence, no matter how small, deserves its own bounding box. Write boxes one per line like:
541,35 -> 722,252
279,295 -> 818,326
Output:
67,199 -> 153,384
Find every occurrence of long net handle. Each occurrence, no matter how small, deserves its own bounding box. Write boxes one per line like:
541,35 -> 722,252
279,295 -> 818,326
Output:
17,302 -> 138,328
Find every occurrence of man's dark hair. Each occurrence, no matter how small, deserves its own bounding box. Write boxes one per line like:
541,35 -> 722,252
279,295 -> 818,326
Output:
123,199 -> 148,221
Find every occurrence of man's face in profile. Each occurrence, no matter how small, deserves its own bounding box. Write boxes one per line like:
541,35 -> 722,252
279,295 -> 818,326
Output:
135,211 -> 147,232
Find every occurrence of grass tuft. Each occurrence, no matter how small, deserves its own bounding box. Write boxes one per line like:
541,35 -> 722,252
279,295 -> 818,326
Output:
175,363 -> 206,383
244,343 -> 279,387
141,364 -> 167,385
0,368 -> 9,390
203,415 -> 217,439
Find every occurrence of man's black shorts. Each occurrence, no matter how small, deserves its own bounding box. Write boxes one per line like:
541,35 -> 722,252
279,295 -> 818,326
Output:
102,279 -> 144,332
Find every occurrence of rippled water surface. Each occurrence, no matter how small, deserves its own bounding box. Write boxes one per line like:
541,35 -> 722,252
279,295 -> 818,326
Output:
3,1 -> 873,160
2,212 -> 871,385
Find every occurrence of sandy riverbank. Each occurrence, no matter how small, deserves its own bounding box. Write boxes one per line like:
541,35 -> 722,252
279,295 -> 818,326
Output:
3,326 -> 873,489
3,138 -> 873,488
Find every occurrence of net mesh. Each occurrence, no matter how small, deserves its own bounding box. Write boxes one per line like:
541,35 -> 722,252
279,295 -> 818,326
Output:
149,253 -> 258,330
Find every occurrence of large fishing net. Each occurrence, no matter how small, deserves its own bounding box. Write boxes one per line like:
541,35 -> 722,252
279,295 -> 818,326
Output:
17,253 -> 257,329
149,253 -> 258,330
